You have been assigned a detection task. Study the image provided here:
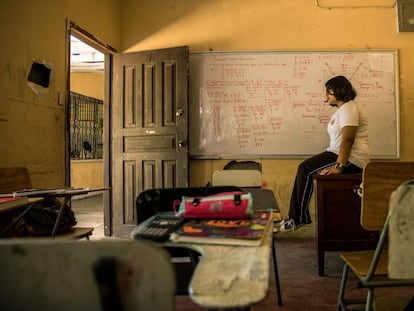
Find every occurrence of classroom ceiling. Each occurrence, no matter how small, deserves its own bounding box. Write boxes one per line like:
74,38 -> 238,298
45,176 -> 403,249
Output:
70,36 -> 104,73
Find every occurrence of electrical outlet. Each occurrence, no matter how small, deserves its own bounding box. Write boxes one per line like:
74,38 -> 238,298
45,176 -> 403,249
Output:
58,91 -> 64,106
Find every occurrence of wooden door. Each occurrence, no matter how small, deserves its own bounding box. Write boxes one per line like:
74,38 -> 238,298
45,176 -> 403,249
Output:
111,46 -> 189,237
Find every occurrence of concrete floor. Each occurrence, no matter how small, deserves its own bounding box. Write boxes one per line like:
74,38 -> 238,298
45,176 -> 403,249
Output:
70,194 -> 413,310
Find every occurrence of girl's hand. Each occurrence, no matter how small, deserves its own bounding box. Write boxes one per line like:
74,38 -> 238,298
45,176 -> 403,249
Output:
319,167 -> 343,175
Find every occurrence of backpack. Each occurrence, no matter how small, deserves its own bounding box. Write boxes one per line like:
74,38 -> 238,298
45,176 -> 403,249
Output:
16,197 -> 77,236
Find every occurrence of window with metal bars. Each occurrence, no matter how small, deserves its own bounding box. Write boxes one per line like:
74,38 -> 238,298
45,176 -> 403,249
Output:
69,92 -> 103,159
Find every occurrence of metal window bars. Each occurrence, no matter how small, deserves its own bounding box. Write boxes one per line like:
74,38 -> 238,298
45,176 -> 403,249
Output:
69,92 -> 103,159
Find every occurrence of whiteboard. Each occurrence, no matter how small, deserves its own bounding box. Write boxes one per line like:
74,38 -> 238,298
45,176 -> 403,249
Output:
189,50 -> 399,159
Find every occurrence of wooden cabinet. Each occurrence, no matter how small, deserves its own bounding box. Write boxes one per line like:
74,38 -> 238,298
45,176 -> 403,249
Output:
314,174 -> 378,276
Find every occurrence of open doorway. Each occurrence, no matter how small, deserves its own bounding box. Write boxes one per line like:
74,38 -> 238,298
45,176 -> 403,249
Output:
69,35 -> 105,239
69,35 -> 104,188
67,21 -> 116,238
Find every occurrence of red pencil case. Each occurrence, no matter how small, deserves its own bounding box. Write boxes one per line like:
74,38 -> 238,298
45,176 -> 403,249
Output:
174,191 -> 253,219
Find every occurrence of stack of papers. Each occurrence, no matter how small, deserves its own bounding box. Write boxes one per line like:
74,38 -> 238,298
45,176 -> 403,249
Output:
12,188 -> 89,197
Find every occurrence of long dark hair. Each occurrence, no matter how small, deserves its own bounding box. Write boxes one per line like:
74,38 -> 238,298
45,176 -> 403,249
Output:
325,76 -> 357,103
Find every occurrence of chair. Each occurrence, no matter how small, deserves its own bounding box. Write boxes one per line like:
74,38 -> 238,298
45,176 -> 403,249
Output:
213,169 -> 263,187
389,180 -> 414,280
0,239 -> 175,311
377,179 -> 414,311
212,167 -> 283,306
336,162 -> 414,311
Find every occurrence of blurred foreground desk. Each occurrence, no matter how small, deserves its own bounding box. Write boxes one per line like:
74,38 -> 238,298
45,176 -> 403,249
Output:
132,215 -> 276,310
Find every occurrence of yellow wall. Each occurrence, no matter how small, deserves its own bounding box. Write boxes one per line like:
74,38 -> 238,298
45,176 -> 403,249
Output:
70,73 -> 104,100
0,0 -> 119,187
120,0 -> 414,222
70,160 -> 103,189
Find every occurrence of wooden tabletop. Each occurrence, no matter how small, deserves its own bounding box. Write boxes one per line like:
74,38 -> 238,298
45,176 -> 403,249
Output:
0,197 -> 42,214
12,187 -> 110,198
131,214 -> 273,309
187,224 -> 273,309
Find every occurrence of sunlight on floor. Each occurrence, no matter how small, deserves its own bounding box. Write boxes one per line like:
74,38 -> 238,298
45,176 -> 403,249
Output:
71,193 -> 104,240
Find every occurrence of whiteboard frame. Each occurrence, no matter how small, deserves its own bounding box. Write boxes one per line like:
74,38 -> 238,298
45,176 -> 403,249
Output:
189,49 -> 400,159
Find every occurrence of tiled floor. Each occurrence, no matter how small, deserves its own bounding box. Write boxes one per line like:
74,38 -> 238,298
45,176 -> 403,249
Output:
71,193 -> 105,240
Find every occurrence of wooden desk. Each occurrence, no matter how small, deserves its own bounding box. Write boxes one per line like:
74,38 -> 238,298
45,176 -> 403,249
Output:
131,214 -> 274,310
0,188 -> 108,238
314,174 -> 378,276
0,197 -> 42,214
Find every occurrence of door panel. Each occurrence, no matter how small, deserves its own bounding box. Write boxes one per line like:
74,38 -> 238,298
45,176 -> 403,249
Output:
112,46 -> 189,238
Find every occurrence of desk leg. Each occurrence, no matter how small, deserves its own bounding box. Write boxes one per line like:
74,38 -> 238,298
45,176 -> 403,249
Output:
272,234 -> 283,306
0,202 -> 36,238
51,196 -> 71,237
318,249 -> 325,276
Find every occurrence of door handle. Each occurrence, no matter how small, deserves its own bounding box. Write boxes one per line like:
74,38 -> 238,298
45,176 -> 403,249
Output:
176,108 -> 184,117
178,140 -> 187,147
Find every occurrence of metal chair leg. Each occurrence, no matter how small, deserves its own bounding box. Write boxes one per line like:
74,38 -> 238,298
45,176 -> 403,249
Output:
365,288 -> 374,311
337,264 -> 350,311
272,234 -> 283,306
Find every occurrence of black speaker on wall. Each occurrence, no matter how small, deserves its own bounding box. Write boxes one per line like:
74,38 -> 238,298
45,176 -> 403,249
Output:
397,0 -> 414,32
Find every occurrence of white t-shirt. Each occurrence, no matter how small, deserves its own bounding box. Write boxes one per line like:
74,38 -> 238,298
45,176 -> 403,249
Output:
326,101 -> 370,168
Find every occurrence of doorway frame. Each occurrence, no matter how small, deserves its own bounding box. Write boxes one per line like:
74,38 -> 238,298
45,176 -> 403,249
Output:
66,20 -> 117,236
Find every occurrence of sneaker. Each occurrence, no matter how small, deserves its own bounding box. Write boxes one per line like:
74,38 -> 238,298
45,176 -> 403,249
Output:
279,218 -> 296,232
279,218 -> 290,226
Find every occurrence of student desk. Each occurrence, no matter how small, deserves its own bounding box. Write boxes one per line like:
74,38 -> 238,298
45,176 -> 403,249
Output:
131,214 -> 275,310
0,197 -> 42,214
0,188 -> 107,239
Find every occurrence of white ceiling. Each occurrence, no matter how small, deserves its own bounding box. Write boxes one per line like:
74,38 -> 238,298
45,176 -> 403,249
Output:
70,35 -> 104,73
